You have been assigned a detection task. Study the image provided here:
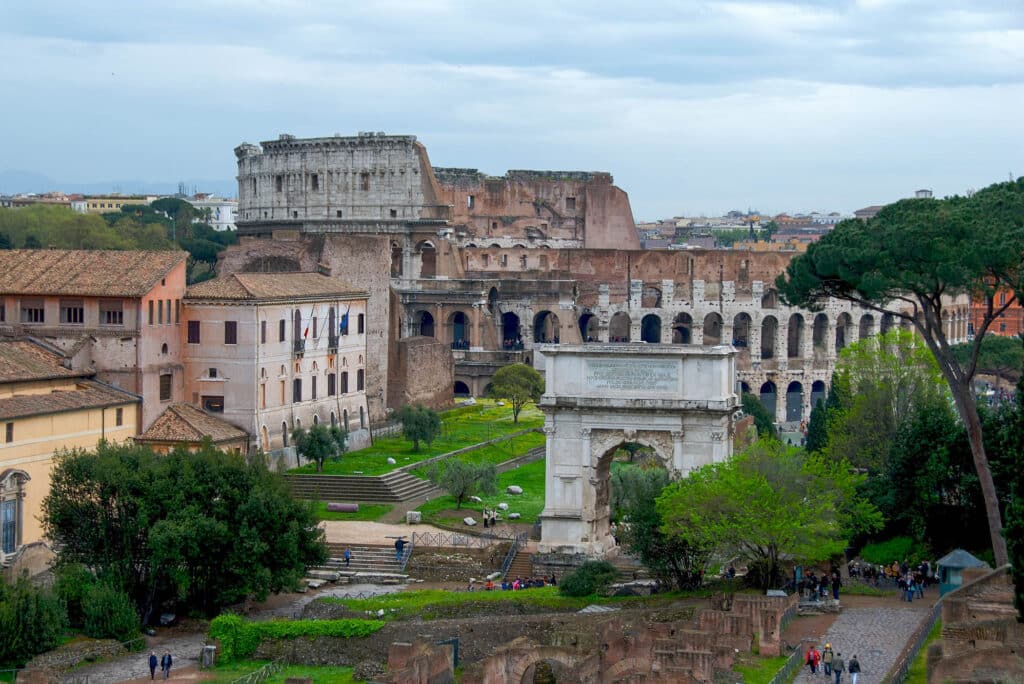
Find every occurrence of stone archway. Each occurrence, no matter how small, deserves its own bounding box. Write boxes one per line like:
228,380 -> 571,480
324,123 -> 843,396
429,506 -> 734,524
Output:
538,345 -> 737,556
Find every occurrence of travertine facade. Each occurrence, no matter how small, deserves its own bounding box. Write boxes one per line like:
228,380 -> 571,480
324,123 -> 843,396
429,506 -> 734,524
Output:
228,132 -> 972,425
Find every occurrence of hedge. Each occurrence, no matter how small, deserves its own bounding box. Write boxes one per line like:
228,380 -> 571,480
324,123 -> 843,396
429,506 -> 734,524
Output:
209,614 -> 385,661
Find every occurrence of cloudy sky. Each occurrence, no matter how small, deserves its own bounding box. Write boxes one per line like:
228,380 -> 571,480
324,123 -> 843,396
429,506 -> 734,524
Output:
2,1 -> 1021,219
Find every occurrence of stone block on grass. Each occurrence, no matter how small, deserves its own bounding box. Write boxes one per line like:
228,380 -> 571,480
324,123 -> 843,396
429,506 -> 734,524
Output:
509,513 -> 521,520
326,502 -> 359,513
406,511 -> 422,524
507,485 -> 523,495
463,517 -> 477,526
498,503 -> 509,511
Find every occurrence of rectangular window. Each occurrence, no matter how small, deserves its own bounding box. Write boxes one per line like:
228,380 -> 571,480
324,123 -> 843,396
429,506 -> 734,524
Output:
327,373 -> 336,396
279,319 -> 286,342
208,368 -> 218,378
311,173 -> 319,191
261,383 -> 267,409
202,396 -> 225,413
0,303 -> 5,322
275,175 -> 283,192
357,369 -> 365,391
148,300 -> 154,325
341,372 -> 349,394
60,300 -> 84,324
187,320 -> 200,344
280,380 -> 285,404
467,195 -> 475,209
358,313 -> 365,334
224,321 -> 237,345
115,408 -> 123,426
251,177 -> 256,195
292,378 -> 302,403
312,317 -> 318,339
100,300 -> 124,326
261,320 -> 267,344
159,374 -> 172,401
311,376 -> 318,400
166,300 -> 172,325
360,172 -> 370,191
4,422 -> 12,443
20,299 -> 44,324
157,299 -> 163,324
336,210 -> 343,218
175,299 -> 180,324
565,196 -> 576,211
389,209 -> 397,218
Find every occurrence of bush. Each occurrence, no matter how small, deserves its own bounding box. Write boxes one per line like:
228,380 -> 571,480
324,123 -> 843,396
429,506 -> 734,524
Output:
209,615 -> 385,662
859,536 -> 925,566
55,563 -> 97,628
0,576 -> 67,666
82,582 -> 140,642
559,561 -> 619,597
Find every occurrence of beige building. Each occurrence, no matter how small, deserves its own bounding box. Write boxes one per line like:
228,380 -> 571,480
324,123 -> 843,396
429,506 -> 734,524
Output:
80,195 -> 158,214
135,402 -> 249,455
183,272 -> 371,457
0,250 -> 189,430
0,339 -> 138,562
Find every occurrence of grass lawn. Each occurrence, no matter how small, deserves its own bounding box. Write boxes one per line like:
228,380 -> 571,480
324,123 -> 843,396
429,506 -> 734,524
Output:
312,501 -> 393,522
290,400 -> 544,476
905,619 -> 942,684
842,582 -> 897,597
732,654 -> 790,684
408,430 -> 546,479
414,457 -> 546,526
209,660 -> 355,683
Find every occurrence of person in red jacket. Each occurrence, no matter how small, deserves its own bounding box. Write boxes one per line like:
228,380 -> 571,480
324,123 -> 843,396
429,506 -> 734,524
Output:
806,645 -> 821,674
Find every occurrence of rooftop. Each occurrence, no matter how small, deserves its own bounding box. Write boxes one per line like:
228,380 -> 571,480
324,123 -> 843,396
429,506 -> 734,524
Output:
135,403 -> 248,444
0,380 -> 138,422
185,272 -> 366,302
0,250 -> 186,298
0,339 -> 88,384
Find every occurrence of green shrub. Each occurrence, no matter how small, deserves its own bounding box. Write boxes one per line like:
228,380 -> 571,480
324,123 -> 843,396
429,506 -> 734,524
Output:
0,576 -> 67,666
82,582 -> 140,642
55,564 -> 97,628
559,561 -> 619,597
859,536 -> 925,565
209,615 -> 385,662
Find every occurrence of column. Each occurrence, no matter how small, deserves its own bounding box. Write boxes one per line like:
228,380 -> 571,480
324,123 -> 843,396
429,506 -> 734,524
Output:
471,303 -> 482,350
750,319 -> 762,361
800,320 -> 813,361
671,430 -> 686,474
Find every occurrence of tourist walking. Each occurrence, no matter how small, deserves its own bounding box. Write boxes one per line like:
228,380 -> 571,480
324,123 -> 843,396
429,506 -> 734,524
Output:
148,651 -> 158,680
343,547 -> 351,567
822,643 -> 834,676
806,645 -> 820,674
160,651 -> 172,680
831,572 -> 842,600
832,652 -> 845,684
394,537 -> 406,561
848,654 -> 861,684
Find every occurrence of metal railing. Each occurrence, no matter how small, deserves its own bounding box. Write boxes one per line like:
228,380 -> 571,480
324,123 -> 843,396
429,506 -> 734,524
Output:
412,529 -> 519,549
500,532 -> 529,579
767,639 -> 814,684
231,659 -> 284,684
883,600 -> 942,684
399,537 -> 414,572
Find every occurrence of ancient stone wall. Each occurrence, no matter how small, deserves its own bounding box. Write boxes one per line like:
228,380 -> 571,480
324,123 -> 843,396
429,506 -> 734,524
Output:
388,336 -> 454,411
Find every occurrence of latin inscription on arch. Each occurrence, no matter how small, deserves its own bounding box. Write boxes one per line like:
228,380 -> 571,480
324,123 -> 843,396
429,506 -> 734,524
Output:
585,359 -> 678,393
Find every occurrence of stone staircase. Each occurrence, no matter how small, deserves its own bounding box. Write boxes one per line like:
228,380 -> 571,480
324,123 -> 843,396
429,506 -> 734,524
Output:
505,549 -> 535,580
286,470 -> 438,503
304,543 -> 412,586
608,553 -> 650,581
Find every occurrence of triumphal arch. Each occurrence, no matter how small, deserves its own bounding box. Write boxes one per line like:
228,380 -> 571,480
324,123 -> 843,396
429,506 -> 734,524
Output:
537,344 -> 737,556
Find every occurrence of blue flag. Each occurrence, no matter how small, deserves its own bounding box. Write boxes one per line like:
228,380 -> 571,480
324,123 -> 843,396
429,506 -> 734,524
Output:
340,305 -> 350,335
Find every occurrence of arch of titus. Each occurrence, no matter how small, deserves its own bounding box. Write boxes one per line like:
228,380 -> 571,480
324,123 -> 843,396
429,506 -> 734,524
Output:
537,344 -> 738,556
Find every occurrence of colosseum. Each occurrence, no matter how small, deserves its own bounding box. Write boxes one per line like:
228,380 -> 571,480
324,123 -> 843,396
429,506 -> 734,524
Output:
223,131 -> 971,446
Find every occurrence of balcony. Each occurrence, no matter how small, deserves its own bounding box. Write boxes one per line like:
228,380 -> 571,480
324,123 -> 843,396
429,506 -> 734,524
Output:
293,339 -> 305,356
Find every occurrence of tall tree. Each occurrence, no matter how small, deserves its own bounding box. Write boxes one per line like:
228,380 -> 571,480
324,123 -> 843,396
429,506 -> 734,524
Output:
428,458 -> 497,510
805,400 -> 828,453
291,423 -> 347,472
777,179 -> 1024,564
657,441 -> 882,589
490,363 -> 544,423
399,404 -> 442,452
998,375 -> 1024,619
43,441 -> 326,622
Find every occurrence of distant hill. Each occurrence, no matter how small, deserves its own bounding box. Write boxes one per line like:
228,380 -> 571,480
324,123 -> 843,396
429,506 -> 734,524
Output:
0,170 -> 236,199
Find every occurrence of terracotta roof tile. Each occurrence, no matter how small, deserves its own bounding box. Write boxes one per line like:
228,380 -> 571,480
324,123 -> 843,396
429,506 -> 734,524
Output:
0,250 -> 186,298
186,272 -> 365,301
0,339 -> 89,383
136,403 -> 247,444
0,380 -> 138,421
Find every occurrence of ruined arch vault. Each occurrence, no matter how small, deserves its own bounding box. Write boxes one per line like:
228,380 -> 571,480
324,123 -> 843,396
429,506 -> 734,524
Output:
537,344 -> 738,556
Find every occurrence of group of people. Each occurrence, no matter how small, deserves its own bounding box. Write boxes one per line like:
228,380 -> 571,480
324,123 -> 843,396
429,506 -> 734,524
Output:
806,643 -> 862,684
797,569 -> 843,601
502,338 -> 525,350
481,509 -> 500,528
468,573 -> 552,589
147,650 -> 173,680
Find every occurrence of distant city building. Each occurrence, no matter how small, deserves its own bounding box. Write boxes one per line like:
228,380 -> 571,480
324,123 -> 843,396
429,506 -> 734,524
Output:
854,205 -> 884,220
0,338 -> 138,564
186,194 -> 238,231
0,192 -> 81,210
970,287 -> 1024,338
0,249 -> 188,430
915,189 -> 934,199
135,402 -> 249,454
183,272 -> 371,456
79,195 -> 158,214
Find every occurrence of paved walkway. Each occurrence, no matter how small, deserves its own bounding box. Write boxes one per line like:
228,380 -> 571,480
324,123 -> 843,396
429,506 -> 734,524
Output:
793,599 -> 934,684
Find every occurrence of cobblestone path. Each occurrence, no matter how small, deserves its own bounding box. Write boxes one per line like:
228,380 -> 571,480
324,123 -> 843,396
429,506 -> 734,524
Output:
793,600 -> 934,684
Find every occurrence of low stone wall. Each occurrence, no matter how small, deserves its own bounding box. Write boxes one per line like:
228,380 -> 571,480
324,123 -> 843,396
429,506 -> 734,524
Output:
404,547 -> 509,583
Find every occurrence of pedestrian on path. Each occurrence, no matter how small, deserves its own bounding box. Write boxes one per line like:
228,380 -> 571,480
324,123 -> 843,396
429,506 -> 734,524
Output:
148,651 -> 158,680
394,537 -> 406,561
848,655 -> 861,684
343,547 -> 351,567
160,651 -> 172,680
822,643 -> 834,676
832,652 -> 845,684
806,645 -> 820,674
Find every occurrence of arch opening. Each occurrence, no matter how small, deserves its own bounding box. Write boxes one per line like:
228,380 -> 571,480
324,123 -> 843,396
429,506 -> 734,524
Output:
785,381 -> 803,423
859,313 -> 875,340
672,313 -> 692,344
640,314 -> 661,344
451,311 -> 470,348
417,240 -> 436,278
703,312 -> 723,345
533,311 -> 561,344
759,381 -> 777,421
608,312 -> 631,342
732,313 -> 752,347
787,314 -> 804,358
415,310 -> 435,337
810,379 -> 827,408
835,313 -> 852,351
454,380 -> 471,397
578,313 -> 598,342
812,313 -> 829,352
502,312 -> 522,348
761,315 -> 778,358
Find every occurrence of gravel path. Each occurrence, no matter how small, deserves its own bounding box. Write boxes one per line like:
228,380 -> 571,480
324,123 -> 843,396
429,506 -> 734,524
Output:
793,599 -> 934,684
58,634 -> 208,684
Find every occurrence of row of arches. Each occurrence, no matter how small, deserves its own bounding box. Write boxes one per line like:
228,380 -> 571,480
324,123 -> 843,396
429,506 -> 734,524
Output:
739,380 -> 828,423
262,406 -> 368,450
